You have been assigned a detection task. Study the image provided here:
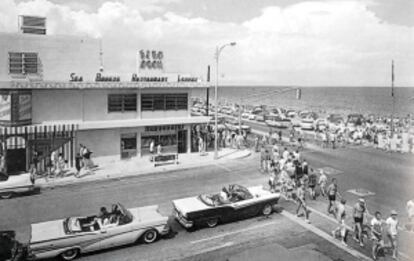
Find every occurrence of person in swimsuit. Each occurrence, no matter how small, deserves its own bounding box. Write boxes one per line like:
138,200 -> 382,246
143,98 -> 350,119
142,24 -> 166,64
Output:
353,198 -> 368,247
371,211 -> 384,260
326,178 -> 341,215
332,198 -> 348,246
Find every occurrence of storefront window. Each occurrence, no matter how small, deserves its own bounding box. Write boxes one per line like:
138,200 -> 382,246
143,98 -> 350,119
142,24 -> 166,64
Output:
121,133 -> 137,159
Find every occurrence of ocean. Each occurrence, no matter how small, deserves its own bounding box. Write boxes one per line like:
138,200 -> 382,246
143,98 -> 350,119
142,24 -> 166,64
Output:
192,86 -> 414,118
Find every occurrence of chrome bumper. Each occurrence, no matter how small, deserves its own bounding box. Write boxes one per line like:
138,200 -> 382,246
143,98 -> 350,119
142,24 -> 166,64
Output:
174,209 -> 193,228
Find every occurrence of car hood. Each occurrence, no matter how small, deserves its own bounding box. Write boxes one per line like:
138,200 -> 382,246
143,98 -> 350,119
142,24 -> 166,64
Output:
0,173 -> 32,189
248,186 -> 280,200
173,196 -> 210,215
30,219 -> 65,244
128,205 -> 167,224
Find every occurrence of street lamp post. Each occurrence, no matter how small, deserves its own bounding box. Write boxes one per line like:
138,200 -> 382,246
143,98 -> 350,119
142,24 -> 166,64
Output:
214,42 -> 236,160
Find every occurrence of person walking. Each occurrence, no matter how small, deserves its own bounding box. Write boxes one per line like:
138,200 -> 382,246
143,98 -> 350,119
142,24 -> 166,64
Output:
386,210 -> 399,259
296,182 -> 310,223
149,140 -> 155,155
371,211 -> 384,260
406,199 -> 414,231
157,144 -> 162,155
353,198 -> 368,247
332,198 -> 348,246
308,170 -> 317,200
318,170 -> 328,197
326,178 -> 341,215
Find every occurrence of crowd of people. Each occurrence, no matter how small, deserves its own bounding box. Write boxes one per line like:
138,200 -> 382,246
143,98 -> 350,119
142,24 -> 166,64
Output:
254,134 -> 407,260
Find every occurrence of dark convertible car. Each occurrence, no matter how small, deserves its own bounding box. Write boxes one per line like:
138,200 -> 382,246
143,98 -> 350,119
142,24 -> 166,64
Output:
172,184 -> 280,229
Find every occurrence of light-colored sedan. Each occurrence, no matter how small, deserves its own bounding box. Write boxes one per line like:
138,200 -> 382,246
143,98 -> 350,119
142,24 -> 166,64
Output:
0,172 -> 35,199
28,203 -> 169,261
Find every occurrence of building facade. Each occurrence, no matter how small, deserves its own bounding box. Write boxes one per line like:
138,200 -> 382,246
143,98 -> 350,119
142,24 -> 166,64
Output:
0,17 -> 210,174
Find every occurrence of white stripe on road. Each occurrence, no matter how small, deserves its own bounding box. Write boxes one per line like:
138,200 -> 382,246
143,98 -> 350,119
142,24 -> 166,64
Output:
214,163 -> 233,173
280,210 -> 372,261
191,219 -> 277,244
198,241 -> 234,253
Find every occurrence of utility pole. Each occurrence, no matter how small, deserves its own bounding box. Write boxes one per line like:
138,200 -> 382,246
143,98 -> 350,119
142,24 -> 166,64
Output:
391,60 -> 395,136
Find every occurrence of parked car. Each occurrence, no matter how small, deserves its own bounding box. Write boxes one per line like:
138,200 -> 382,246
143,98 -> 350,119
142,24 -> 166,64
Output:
0,230 -> 27,261
300,118 -> 315,130
27,203 -> 169,261
225,119 -> 251,133
326,114 -> 344,131
314,118 -> 328,132
0,172 -> 35,199
265,115 -> 291,129
172,184 -> 280,229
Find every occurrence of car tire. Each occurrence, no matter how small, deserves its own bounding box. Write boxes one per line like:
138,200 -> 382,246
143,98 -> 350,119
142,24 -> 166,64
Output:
206,218 -> 219,228
262,204 -> 273,216
0,192 -> 13,199
60,248 -> 79,261
142,229 -> 158,244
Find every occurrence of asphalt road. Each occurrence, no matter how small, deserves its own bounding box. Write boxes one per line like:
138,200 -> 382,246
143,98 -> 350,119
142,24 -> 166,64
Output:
1,139 -> 413,260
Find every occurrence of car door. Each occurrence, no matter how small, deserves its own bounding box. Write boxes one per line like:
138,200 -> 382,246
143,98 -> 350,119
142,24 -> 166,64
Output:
231,198 -> 262,219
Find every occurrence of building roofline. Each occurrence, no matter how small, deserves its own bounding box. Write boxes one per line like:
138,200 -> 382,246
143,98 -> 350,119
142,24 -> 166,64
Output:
3,81 -> 211,90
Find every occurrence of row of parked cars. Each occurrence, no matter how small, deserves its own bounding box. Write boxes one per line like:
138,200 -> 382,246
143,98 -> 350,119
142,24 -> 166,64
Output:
2,180 -> 280,261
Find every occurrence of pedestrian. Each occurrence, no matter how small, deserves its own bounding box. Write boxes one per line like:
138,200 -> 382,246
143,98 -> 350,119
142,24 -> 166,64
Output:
278,130 -> 282,144
282,147 -> 289,161
302,159 -> 308,175
332,198 -> 348,246
371,211 -> 384,260
386,210 -> 399,259
296,182 -> 310,223
149,140 -> 155,154
28,161 -> 37,184
157,144 -> 162,155
353,198 -> 368,247
406,199 -> 414,231
326,178 -> 341,215
254,136 -> 259,152
308,170 -> 317,200
260,145 -> 266,172
318,170 -> 328,197
75,153 -> 82,177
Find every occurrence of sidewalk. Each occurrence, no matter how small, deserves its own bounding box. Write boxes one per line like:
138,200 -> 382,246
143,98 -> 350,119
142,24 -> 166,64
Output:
35,148 -> 251,189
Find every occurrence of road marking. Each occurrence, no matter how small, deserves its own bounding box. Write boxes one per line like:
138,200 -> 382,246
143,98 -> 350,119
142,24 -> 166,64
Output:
190,219 -> 278,244
214,163 -> 233,172
281,210 -> 372,261
347,188 -> 376,197
198,241 -> 234,253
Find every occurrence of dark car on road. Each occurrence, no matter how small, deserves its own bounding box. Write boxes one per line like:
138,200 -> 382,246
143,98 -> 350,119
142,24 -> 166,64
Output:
172,184 -> 280,229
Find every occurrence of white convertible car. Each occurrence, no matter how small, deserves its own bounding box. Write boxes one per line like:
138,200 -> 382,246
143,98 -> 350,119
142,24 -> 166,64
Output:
0,172 -> 35,199
27,203 -> 170,261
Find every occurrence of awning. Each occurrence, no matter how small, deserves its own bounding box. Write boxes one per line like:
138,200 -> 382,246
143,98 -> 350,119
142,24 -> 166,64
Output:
0,123 -> 78,136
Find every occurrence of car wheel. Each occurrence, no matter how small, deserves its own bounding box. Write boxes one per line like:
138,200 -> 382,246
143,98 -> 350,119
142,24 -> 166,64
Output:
206,218 -> 219,228
0,192 -> 13,199
262,204 -> 272,216
60,248 -> 79,261
142,229 -> 158,244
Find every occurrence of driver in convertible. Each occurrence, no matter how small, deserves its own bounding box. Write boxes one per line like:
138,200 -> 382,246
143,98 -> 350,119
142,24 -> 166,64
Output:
218,187 -> 231,204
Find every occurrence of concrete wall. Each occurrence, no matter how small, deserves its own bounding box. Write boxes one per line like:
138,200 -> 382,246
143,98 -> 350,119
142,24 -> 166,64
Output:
31,88 -> 191,123
0,33 -> 100,82
32,89 -> 82,122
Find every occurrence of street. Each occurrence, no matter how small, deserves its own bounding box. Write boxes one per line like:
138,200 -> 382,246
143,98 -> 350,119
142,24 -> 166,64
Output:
1,143 -> 413,260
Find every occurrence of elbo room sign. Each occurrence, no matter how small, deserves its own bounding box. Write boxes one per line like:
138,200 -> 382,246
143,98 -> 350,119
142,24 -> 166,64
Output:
139,50 -> 164,70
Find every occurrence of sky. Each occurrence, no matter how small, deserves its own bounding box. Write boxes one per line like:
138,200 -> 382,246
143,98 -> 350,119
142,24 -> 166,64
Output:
1,0 -> 413,86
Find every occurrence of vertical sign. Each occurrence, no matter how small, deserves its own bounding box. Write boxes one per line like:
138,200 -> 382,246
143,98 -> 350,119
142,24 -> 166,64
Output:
0,95 -> 11,121
18,94 -> 32,120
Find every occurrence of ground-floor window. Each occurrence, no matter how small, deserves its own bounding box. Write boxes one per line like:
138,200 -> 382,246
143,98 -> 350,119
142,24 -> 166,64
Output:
141,134 -> 178,155
121,133 -> 137,159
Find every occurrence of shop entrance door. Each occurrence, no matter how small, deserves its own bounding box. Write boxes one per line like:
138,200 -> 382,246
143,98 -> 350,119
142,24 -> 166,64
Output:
177,130 -> 187,154
121,133 -> 137,159
6,149 -> 26,174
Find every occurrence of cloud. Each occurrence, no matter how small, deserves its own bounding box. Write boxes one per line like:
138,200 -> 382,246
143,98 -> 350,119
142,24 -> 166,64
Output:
0,0 -> 413,86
